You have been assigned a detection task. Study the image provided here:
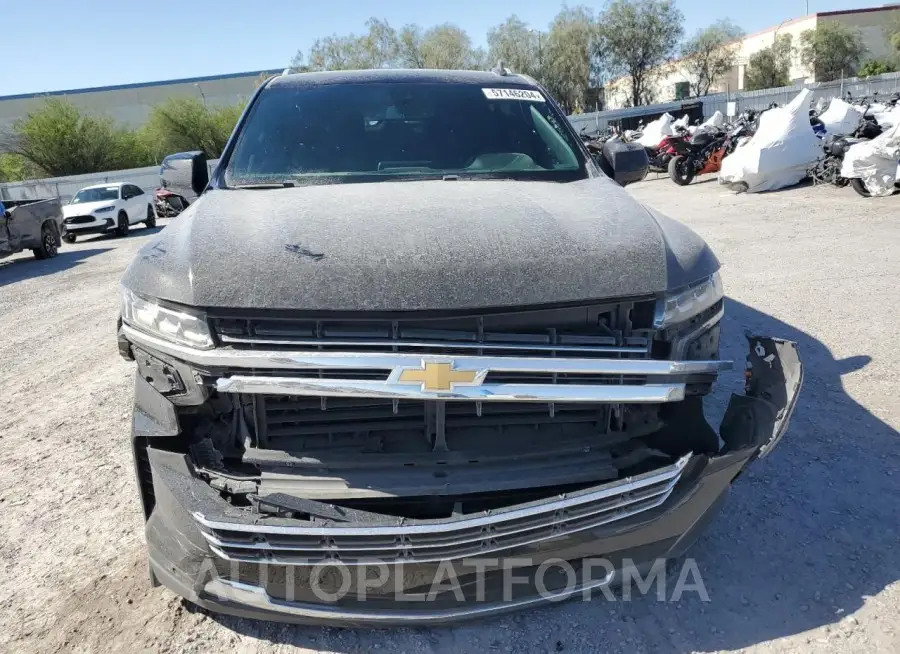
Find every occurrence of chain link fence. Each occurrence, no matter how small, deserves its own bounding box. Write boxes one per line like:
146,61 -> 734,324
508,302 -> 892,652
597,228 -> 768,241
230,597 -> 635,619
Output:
569,71 -> 900,133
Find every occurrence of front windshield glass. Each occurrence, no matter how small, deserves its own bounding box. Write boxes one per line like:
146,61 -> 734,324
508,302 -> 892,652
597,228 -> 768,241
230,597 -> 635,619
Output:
225,82 -> 587,186
72,187 -> 119,203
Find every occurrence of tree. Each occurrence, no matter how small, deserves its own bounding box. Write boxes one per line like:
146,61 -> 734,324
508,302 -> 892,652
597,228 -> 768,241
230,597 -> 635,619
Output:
799,22 -> 866,82
303,18 -> 399,71
887,16 -> 900,57
4,99 -> 152,177
0,153 -> 39,182
681,19 -> 744,96
542,6 -> 602,113
141,98 -> 243,160
486,15 -> 542,78
744,34 -> 793,91
858,59 -> 896,77
597,0 -> 684,107
399,23 -> 479,69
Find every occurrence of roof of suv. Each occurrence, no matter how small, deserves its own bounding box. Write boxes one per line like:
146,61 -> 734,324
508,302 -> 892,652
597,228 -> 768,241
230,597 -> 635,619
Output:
267,68 -> 537,88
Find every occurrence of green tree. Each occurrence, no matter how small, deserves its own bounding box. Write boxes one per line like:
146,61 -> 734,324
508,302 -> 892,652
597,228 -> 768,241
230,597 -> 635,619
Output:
303,18 -> 399,71
887,16 -> 900,56
542,6 -> 602,113
398,23 -> 479,69
858,59 -> 896,77
486,15 -> 542,78
0,153 -> 39,182
744,34 -> 793,90
141,98 -> 243,160
681,19 -> 744,96
4,98 -> 152,177
597,0 -> 685,107
799,22 -> 866,82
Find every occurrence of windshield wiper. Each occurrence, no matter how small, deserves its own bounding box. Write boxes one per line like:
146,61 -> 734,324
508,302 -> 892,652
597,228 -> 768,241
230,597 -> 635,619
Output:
233,181 -> 295,189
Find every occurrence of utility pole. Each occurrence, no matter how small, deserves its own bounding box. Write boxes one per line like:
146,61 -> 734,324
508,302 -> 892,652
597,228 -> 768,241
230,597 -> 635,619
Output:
529,29 -> 544,79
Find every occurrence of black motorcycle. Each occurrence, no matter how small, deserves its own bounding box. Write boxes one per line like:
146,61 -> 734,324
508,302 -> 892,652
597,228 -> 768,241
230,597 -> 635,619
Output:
808,118 -> 885,193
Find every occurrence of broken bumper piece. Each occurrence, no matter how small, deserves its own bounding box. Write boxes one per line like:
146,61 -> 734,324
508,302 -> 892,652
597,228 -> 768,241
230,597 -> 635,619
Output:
139,335 -> 801,625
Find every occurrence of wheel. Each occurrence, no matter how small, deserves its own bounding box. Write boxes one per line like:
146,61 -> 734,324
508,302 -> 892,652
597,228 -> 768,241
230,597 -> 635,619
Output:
145,205 -> 157,228
668,155 -> 695,186
850,178 -> 871,197
116,211 -> 130,237
63,232 -> 77,243
32,223 -> 59,260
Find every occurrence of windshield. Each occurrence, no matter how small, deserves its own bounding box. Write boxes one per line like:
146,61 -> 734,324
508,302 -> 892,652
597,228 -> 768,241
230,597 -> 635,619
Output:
225,82 -> 587,186
72,187 -> 119,203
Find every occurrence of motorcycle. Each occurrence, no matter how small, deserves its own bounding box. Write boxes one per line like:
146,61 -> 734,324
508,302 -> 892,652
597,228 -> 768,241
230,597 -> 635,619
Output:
154,188 -> 189,217
644,126 -> 689,173
666,122 -> 744,186
808,117 -> 886,194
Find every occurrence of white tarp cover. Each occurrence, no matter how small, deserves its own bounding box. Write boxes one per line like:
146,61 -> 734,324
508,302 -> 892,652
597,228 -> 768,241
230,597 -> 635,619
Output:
701,111 -> 724,129
819,99 -> 863,136
840,121 -> 900,197
672,114 -> 690,130
719,89 -> 823,192
637,113 -> 675,148
871,107 -> 900,129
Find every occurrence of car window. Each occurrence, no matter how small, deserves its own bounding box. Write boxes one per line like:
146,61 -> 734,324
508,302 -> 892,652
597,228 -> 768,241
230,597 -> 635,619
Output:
225,82 -> 587,186
71,187 -> 120,203
129,185 -> 145,197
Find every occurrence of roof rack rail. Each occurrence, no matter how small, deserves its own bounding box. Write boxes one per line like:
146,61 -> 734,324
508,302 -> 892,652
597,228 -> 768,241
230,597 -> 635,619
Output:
491,60 -> 512,77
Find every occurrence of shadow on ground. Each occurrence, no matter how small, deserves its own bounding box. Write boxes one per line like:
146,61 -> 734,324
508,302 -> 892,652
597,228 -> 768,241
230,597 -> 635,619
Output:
197,297 -> 898,652
0,247 -> 114,287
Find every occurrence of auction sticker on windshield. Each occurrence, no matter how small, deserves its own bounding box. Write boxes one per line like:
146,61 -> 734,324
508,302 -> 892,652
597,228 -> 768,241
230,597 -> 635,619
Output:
482,88 -> 546,102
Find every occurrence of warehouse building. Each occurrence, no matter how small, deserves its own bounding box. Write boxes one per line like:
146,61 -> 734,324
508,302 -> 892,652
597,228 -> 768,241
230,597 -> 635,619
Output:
0,68 -> 283,134
604,3 -> 900,109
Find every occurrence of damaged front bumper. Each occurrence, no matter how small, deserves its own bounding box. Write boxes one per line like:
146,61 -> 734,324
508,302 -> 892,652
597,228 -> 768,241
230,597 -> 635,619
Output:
131,335 -> 801,626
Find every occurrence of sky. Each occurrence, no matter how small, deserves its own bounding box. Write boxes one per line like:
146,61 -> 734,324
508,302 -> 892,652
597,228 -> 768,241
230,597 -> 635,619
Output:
0,0 -> 888,96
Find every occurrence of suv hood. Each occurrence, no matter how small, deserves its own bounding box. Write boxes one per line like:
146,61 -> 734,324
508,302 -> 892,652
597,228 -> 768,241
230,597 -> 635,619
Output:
64,200 -> 117,217
122,178 -> 718,312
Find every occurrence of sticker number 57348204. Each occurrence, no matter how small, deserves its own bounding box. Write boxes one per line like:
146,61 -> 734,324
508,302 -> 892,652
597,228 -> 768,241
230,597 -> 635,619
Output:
482,88 -> 546,102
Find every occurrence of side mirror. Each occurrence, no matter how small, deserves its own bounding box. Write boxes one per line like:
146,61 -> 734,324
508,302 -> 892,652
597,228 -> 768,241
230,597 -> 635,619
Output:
597,140 -> 649,187
160,151 -> 209,199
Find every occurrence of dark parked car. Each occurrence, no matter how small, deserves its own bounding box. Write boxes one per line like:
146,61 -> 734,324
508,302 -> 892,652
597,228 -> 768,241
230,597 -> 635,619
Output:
0,198 -> 64,260
117,69 -> 802,625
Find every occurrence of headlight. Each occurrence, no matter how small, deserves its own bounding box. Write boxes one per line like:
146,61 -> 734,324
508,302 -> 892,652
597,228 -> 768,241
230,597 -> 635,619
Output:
120,287 -> 214,349
655,271 -> 724,328
95,205 -> 115,213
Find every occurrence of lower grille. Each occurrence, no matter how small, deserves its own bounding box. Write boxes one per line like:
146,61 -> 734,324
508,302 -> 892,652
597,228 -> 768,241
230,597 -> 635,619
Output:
194,454 -> 689,565
64,215 -> 96,224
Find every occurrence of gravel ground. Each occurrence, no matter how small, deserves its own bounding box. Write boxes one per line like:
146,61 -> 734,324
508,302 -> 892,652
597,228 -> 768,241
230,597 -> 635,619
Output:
1,179 -> 898,653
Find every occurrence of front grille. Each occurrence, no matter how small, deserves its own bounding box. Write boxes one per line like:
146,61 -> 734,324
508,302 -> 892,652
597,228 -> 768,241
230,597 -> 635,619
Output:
209,300 -> 657,358
256,395 -> 619,449
64,215 -> 96,224
194,454 -> 690,565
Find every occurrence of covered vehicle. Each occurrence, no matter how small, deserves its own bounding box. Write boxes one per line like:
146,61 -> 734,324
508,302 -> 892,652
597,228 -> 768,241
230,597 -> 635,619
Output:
719,89 -> 823,192
840,121 -> 900,197
0,198 -> 64,260
818,98 -> 864,136
117,69 -> 802,625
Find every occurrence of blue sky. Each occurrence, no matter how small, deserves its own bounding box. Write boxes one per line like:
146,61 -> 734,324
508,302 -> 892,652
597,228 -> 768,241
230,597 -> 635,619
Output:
0,0 -> 886,96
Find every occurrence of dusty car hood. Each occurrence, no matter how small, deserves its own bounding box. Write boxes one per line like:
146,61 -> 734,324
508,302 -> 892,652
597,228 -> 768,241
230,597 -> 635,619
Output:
121,178 -> 719,311
63,201 -> 116,217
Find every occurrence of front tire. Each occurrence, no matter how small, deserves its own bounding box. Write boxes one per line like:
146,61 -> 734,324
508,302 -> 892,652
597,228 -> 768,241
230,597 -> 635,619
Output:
668,155 -> 695,186
145,205 -> 157,228
850,178 -> 871,197
116,211 -> 130,237
32,223 -> 59,260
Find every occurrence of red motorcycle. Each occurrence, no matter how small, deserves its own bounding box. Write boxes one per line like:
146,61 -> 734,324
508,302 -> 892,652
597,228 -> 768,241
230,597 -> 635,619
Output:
154,188 -> 189,218
645,126 -> 689,173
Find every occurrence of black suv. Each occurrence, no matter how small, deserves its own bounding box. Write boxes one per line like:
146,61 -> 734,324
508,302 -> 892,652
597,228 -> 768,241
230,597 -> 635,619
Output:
118,69 -> 801,625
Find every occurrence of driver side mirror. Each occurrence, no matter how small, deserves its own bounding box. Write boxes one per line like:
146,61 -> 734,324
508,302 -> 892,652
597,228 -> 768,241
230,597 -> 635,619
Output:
596,140 -> 649,187
160,151 -> 209,199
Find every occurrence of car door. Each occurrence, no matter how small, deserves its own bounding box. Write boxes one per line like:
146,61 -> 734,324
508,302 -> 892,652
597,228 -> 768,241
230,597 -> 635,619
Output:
127,185 -> 147,223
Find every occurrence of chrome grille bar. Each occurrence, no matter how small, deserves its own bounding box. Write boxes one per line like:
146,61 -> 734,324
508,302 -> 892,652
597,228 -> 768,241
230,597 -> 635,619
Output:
216,377 -> 686,403
194,455 -> 690,565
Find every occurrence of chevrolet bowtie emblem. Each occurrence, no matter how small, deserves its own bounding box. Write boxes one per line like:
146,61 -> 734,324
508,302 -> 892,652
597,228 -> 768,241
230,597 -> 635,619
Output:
395,362 -> 483,392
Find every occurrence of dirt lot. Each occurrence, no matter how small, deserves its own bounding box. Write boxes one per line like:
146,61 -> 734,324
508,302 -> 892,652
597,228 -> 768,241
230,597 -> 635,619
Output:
1,178 -> 898,653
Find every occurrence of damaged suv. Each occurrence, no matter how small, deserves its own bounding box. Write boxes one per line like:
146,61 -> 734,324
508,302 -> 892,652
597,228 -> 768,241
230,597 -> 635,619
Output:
118,69 -> 802,624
